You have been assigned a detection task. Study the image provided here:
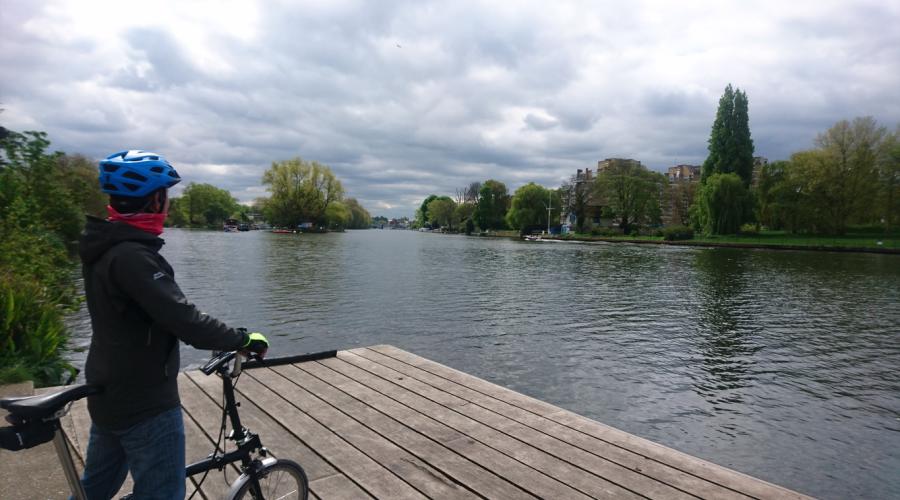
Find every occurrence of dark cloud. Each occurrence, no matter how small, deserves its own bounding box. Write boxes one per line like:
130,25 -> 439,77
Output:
1,1 -> 899,217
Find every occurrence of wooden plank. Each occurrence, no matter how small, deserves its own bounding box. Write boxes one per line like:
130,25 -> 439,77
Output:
215,368 -> 427,499
178,374 -> 246,498
371,345 -> 813,500
337,351 -> 657,499
317,356 -> 614,500
245,367 -> 476,500
184,370 -> 337,483
309,473 -> 375,500
293,361 -> 537,500
355,347 -> 748,500
270,362 -> 531,499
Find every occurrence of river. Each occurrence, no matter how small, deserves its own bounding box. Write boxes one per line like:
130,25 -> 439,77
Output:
66,228 -> 900,499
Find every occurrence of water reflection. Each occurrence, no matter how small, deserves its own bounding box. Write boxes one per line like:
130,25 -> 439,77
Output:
693,249 -> 761,405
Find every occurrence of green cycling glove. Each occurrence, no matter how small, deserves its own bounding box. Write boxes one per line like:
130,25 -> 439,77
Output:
242,332 -> 269,356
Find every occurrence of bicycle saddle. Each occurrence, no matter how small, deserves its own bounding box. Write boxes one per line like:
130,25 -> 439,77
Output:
0,384 -> 102,420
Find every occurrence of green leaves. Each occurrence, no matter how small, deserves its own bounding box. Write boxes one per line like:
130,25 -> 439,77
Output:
702,84 -> 754,187
169,182 -> 241,227
594,162 -> 665,235
506,182 -> 560,233
261,158 -> 345,229
694,173 -> 752,235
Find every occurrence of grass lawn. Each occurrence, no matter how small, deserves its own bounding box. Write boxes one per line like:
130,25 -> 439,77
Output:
556,229 -> 900,251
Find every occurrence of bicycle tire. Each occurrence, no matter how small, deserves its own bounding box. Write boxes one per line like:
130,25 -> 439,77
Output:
229,458 -> 309,500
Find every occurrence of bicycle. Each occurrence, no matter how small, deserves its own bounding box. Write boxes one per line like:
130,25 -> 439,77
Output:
1,350 -> 309,500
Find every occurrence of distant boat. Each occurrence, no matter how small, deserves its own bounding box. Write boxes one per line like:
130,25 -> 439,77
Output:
224,218 -> 239,232
271,229 -> 294,234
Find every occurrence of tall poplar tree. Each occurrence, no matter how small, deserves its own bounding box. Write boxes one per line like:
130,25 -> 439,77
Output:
701,84 -> 755,186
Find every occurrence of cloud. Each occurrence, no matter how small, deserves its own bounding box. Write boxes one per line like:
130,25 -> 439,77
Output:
1,0 -> 899,217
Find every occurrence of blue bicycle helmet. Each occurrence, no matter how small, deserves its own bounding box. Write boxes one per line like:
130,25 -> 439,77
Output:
98,150 -> 181,198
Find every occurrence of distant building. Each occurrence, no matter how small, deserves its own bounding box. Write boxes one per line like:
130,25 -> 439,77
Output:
663,165 -> 701,226
666,165 -> 700,183
752,157 -> 768,188
597,158 -> 642,173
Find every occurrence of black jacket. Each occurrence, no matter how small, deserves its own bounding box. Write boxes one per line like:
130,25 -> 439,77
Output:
79,216 -> 247,429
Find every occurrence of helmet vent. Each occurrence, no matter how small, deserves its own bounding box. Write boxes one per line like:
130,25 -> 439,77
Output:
168,171 -> 179,178
122,171 -> 148,182
102,164 -> 120,172
103,183 -> 118,191
150,166 -> 164,173
123,182 -> 140,192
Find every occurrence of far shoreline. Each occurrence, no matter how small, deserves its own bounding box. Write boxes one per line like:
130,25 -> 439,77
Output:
517,234 -> 900,255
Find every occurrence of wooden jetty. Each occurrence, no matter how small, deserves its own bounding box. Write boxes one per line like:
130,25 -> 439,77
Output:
58,345 -> 811,499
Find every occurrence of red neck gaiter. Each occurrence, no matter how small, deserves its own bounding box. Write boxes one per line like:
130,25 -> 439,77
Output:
107,205 -> 167,236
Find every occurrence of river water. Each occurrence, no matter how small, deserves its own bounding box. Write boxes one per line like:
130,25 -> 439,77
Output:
66,228 -> 900,499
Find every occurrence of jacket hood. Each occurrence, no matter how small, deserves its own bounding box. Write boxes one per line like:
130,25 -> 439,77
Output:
79,215 -> 164,265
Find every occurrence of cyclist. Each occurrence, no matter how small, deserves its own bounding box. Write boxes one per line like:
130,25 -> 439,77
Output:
78,150 -> 269,499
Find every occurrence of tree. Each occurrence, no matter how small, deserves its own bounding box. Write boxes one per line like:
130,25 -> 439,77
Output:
775,117 -> 889,235
702,84 -> 755,186
755,160 -> 804,231
593,162 -> 665,235
415,194 -> 438,228
667,181 -> 698,227
343,198 -> 372,229
454,202 -> 475,230
880,127 -> 900,233
168,182 -> 240,227
506,183 -> 561,234
261,158 -> 344,229
324,201 -> 351,230
560,177 -> 592,233
693,173 -> 752,235
473,179 -> 509,231
426,196 -> 456,230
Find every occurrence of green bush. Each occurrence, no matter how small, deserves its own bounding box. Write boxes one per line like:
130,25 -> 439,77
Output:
0,275 -> 75,386
739,223 -> 759,235
663,225 -> 695,241
590,227 -> 619,237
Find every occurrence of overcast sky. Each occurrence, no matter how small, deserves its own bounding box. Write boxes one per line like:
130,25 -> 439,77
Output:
2,1 -> 898,217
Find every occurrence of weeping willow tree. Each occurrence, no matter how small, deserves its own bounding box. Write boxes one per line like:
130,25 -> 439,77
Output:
261,157 -> 344,228
692,173 -> 752,235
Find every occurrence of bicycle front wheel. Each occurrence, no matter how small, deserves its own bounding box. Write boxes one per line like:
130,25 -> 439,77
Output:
230,458 -> 309,500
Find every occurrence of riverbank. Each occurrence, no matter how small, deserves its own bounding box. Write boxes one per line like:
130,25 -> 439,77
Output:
517,231 -> 900,254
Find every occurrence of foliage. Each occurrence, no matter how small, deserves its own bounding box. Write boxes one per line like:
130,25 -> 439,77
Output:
560,178 -> 592,233
593,161 -> 665,235
168,182 -> 241,228
702,84 -> 755,186
663,225 -> 694,241
427,196 -> 457,230
881,127 -> 900,233
777,118 -> 891,235
261,157 -> 344,229
415,194 -> 438,228
473,179 -> 510,231
0,275 -> 75,385
693,173 -> 753,235
454,202 -> 475,229
590,227 -> 620,237
0,126 -> 89,385
667,181 -> 698,227
324,201 -> 351,230
343,198 -> 372,229
506,183 -> 561,234
754,160 -> 803,231
464,217 -> 475,235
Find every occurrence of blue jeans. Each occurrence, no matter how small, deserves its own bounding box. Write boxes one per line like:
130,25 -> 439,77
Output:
79,406 -> 186,500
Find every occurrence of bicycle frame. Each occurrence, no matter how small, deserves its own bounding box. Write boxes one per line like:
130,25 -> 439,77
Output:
187,351 -> 271,495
